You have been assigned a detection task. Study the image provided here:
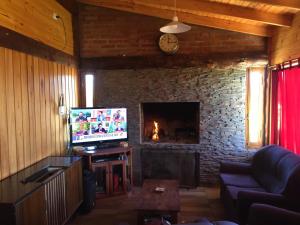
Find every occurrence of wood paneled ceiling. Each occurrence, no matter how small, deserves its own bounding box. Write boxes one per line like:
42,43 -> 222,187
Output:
77,0 -> 300,37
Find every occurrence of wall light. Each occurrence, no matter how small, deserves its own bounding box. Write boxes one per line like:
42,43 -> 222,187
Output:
59,94 -> 66,116
160,0 -> 191,34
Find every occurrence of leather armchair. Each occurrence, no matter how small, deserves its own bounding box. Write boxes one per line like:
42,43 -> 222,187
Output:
248,204 -> 300,225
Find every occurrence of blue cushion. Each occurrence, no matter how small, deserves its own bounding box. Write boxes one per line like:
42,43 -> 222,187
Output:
273,153 -> 300,193
252,145 -> 292,192
220,173 -> 260,188
174,218 -> 238,225
226,185 -> 266,201
174,218 -> 213,225
215,222 -> 238,225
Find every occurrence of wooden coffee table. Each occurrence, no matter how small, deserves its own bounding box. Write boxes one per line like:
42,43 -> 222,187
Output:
137,179 -> 180,225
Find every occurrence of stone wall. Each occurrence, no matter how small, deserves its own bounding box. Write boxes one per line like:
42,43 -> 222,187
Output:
91,62 -> 254,185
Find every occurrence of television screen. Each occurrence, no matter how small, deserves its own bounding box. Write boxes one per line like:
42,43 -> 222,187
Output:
70,108 -> 127,145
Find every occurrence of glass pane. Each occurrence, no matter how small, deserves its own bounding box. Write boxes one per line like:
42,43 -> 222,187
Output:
248,67 -> 264,145
85,74 -> 94,107
94,166 -> 107,194
112,164 -> 124,193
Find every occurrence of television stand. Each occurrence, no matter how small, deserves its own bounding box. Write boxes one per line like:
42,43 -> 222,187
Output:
96,142 -> 121,149
73,146 -> 132,198
78,142 -> 121,151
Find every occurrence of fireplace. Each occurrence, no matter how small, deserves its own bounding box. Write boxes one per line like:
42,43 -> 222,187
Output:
142,102 -> 200,144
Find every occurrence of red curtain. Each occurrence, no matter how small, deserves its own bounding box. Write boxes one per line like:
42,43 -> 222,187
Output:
270,67 -> 300,155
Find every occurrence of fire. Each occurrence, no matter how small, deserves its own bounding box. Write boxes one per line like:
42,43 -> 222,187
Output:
152,121 -> 159,141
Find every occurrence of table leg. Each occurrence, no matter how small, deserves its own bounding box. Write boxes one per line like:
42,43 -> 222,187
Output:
169,212 -> 178,224
137,211 -> 145,225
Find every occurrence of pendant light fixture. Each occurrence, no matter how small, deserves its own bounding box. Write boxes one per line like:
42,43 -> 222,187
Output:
160,0 -> 191,34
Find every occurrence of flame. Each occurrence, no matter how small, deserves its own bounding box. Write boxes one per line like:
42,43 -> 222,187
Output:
152,121 -> 159,141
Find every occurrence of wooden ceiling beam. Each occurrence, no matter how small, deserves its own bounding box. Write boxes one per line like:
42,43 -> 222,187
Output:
134,0 -> 292,27
78,0 -> 273,37
245,0 -> 300,10
78,0 -> 292,27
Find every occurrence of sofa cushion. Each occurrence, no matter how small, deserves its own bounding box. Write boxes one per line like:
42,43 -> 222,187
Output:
274,153 -> 300,194
215,222 -> 238,225
173,219 -> 238,225
222,185 -> 267,222
253,173 -> 280,194
226,185 -> 267,202
252,145 -> 291,192
220,173 -> 260,188
174,218 -> 213,225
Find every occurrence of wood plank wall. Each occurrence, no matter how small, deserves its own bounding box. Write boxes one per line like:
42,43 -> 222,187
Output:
0,47 -> 79,180
0,0 -> 73,55
269,12 -> 300,65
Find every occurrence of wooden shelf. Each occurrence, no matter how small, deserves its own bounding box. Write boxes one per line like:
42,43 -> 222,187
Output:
74,146 -> 132,198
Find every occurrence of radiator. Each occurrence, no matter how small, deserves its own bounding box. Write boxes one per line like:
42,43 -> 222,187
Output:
45,171 -> 67,225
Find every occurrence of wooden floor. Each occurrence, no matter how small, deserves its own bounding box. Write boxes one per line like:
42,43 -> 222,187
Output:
68,186 -> 225,225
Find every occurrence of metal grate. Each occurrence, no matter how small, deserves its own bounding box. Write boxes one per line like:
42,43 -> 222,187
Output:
45,171 -> 67,225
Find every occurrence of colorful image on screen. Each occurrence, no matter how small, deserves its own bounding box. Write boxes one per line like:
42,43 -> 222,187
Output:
70,108 -> 127,144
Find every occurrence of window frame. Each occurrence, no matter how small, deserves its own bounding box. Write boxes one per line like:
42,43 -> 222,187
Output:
245,67 -> 266,148
85,74 -> 94,108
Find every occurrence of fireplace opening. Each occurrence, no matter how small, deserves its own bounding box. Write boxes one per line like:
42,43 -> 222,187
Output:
142,102 -> 200,144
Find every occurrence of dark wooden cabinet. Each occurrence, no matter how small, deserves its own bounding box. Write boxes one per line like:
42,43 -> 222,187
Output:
15,186 -> 47,225
91,162 -> 110,196
91,159 -> 127,196
110,159 -> 127,194
75,147 -> 132,197
65,159 -> 83,218
0,157 -> 83,225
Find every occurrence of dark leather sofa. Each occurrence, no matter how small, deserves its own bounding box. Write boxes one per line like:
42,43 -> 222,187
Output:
247,203 -> 300,225
174,204 -> 300,225
219,145 -> 300,225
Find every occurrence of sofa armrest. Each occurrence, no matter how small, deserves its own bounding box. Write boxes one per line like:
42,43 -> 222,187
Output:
248,203 -> 300,225
173,218 -> 214,225
220,161 -> 252,174
237,191 -> 287,225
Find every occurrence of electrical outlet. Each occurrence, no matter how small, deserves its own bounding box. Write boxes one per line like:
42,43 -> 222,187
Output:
52,13 -> 59,20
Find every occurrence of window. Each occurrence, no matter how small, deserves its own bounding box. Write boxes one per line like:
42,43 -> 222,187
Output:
246,67 -> 265,148
85,74 -> 94,107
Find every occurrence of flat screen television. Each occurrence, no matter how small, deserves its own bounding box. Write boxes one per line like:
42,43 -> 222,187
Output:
69,107 -> 128,146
